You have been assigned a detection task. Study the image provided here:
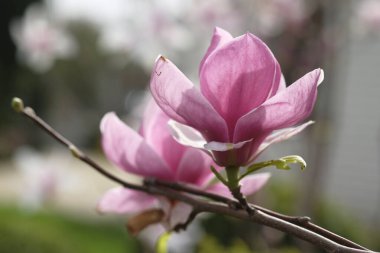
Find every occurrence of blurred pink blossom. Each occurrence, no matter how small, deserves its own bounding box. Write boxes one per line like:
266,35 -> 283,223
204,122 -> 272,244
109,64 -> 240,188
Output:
254,0 -> 309,36
150,27 -> 323,167
13,147 -> 68,210
355,0 -> 380,35
98,99 -> 269,232
10,4 -> 77,72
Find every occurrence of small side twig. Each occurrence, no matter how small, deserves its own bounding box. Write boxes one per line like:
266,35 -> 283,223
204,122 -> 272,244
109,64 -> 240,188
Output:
173,210 -> 199,232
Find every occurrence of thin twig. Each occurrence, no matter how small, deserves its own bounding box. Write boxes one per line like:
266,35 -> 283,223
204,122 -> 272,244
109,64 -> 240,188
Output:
173,210 -> 199,232
145,178 -> 367,250
12,98 -> 376,253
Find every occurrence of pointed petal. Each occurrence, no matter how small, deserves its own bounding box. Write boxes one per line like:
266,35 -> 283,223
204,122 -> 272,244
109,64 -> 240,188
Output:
247,121 -> 314,164
141,100 -> 186,171
262,121 -> 314,146
176,148 -> 214,185
200,33 -> 281,136
100,112 -> 173,180
97,187 -> 156,214
150,56 -> 229,142
204,139 -> 252,152
168,120 -> 207,150
234,69 -> 323,143
199,27 -> 233,74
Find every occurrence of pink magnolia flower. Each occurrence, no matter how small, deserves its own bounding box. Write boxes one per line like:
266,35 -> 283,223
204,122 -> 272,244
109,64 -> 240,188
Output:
98,100 -> 269,231
150,27 -> 324,167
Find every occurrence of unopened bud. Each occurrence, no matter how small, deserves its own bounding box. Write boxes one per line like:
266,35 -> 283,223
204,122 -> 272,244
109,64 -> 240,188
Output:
279,155 -> 307,170
11,97 -> 24,113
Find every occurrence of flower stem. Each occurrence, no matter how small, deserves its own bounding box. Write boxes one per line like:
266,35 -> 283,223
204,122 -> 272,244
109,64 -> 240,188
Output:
226,166 -> 256,215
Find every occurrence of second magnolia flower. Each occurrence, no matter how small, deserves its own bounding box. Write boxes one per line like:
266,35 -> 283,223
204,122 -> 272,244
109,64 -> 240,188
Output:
150,27 -> 324,167
98,100 -> 269,232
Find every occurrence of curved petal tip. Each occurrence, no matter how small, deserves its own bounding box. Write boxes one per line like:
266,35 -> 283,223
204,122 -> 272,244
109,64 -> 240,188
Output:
317,68 -> 324,86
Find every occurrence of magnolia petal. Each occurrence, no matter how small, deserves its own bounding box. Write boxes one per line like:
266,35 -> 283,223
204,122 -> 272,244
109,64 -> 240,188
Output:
150,56 -> 229,142
200,33 -> 281,136
206,183 -> 231,198
204,139 -> 252,152
176,148 -> 214,185
234,69 -> 323,143
169,202 -> 193,229
199,27 -> 233,74
247,121 -> 314,164
262,120 -> 314,144
206,172 -> 270,198
100,112 -> 173,180
157,198 -> 193,230
277,74 -> 287,92
267,62 -> 283,98
97,187 -> 156,214
168,120 -> 207,150
240,173 -> 271,196
141,100 -> 186,171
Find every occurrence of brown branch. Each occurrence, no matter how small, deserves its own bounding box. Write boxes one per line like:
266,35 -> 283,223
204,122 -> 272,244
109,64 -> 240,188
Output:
12,98 -> 377,253
144,178 -> 368,250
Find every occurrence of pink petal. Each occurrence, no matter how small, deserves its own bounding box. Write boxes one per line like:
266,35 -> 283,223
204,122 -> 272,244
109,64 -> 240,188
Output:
176,148 -> 214,185
97,187 -> 156,214
206,173 -> 270,198
247,121 -> 314,164
156,198 -> 193,229
168,202 -> 193,228
240,173 -> 270,196
206,182 -> 231,198
199,27 -> 233,75
200,33 -> 281,138
100,112 -> 173,180
208,133 -> 269,166
204,139 -> 252,152
168,120 -> 208,150
234,69 -> 323,143
150,56 -> 229,142
279,74 -> 287,91
140,100 -> 186,171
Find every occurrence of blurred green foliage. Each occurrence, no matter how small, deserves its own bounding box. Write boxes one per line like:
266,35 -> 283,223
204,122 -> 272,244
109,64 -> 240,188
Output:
0,206 -> 140,253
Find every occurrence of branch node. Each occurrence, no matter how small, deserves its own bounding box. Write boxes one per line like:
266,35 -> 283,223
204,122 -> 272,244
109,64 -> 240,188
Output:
297,216 -> 311,224
24,107 -> 36,116
227,200 -> 241,210
69,145 -> 83,158
230,186 -> 256,216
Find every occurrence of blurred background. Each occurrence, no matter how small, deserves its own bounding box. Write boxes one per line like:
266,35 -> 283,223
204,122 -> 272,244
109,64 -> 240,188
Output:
1,0 -> 380,252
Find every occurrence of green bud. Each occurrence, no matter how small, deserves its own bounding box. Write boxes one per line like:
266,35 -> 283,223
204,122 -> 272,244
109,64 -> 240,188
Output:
240,155 -> 307,180
278,155 -> 307,170
11,97 -> 24,113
